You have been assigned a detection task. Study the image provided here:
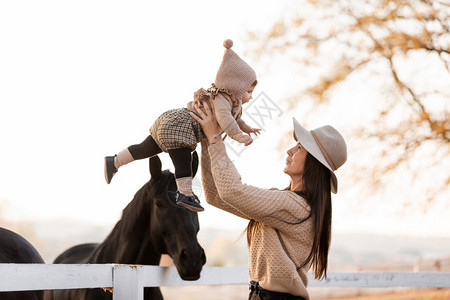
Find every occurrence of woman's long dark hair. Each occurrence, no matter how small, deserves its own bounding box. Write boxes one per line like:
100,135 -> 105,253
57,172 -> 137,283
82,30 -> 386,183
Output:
246,152 -> 332,280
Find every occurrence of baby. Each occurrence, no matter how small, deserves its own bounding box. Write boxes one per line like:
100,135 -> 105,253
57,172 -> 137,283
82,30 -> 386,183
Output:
104,39 -> 260,212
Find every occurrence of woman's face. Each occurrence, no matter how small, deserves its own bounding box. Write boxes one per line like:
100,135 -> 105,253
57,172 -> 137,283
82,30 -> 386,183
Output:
284,143 -> 308,178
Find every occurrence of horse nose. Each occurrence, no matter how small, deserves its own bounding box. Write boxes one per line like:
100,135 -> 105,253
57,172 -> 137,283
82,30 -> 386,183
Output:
198,247 -> 206,265
201,248 -> 206,264
180,246 -> 206,267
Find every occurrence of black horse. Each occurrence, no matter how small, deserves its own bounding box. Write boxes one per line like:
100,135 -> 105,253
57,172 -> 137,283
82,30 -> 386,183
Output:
0,227 -> 45,300
48,153 -> 206,300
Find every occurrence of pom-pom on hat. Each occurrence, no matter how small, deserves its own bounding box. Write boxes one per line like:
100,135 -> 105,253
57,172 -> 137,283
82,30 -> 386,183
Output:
223,39 -> 233,49
214,39 -> 257,103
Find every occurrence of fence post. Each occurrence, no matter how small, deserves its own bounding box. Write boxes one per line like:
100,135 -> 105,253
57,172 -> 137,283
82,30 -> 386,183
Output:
113,265 -> 143,300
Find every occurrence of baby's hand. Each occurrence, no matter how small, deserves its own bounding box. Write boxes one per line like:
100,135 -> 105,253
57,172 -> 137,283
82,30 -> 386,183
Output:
249,127 -> 262,136
235,134 -> 253,146
242,126 -> 262,136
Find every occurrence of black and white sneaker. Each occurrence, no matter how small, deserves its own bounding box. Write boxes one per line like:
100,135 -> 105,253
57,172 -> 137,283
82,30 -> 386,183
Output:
176,192 -> 204,212
104,155 -> 117,184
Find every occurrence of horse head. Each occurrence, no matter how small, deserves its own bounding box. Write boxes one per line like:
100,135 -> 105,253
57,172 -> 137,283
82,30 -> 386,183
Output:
147,151 -> 206,280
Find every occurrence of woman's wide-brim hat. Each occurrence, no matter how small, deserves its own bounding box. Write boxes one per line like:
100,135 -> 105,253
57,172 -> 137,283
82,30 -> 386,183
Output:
293,118 -> 347,194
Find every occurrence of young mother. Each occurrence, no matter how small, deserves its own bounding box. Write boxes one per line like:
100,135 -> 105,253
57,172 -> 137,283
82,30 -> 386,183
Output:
190,103 -> 347,300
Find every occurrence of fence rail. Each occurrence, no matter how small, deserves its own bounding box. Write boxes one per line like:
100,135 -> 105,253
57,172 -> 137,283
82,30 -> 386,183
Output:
1,264 -> 449,300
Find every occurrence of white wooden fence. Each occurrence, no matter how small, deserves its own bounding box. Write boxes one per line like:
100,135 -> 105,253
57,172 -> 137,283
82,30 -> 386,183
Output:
0,264 -> 449,299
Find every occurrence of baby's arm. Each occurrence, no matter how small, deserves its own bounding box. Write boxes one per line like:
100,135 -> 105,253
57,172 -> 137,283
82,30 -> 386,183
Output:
214,94 -> 253,146
237,119 -> 262,136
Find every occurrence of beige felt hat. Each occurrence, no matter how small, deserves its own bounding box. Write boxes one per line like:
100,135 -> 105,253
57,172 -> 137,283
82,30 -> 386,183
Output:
293,118 -> 347,194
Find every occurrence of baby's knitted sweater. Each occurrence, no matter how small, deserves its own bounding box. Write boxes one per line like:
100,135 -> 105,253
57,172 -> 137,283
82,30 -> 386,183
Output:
187,92 -> 252,142
201,140 -> 314,299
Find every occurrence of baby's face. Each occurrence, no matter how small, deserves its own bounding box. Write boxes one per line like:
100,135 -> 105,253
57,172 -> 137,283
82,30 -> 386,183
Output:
242,85 -> 255,104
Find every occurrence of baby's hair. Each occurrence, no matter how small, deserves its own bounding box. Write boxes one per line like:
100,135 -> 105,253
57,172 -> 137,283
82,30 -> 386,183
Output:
252,80 -> 258,87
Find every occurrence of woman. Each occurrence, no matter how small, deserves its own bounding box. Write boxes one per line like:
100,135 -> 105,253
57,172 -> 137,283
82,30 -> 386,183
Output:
190,103 -> 347,300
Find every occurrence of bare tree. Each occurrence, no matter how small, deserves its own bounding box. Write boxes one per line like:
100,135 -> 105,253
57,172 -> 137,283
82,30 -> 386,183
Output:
247,0 -> 449,206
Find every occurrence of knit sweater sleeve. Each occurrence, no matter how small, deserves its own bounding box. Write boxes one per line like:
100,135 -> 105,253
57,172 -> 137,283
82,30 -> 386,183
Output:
207,140 -> 311,228
200,140 -> 252,220
237,118 -> 252,133
214,94 -> 246,140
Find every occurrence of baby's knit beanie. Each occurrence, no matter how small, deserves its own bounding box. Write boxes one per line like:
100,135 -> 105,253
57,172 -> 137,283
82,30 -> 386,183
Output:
214,39 -> 257,103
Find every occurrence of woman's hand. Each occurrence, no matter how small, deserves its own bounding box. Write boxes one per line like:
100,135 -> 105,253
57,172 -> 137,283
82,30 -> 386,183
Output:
190,102 -> 222,144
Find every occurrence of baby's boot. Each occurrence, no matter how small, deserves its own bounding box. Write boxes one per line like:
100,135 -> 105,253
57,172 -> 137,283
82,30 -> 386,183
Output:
176,192 -> 204,212
104,149 -> 134,184
175,177 -> 204,212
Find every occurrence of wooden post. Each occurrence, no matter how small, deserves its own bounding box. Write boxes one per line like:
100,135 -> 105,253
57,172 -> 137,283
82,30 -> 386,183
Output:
113,265 -> 144,300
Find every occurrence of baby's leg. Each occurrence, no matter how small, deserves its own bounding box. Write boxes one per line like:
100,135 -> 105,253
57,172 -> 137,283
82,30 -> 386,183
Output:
168,148 -> 204,212
116,135 -> 162,168
128,135 -> 162,160
168,148 -> 193,196
105,135 -> 162,184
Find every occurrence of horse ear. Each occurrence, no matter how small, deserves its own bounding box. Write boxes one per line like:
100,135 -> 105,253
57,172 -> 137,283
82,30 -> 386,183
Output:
191,151 -> 199,177
149,155 -> 162,181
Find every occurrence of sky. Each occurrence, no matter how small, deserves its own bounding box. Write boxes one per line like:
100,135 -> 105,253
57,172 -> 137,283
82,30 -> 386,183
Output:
1,0 -> 449,239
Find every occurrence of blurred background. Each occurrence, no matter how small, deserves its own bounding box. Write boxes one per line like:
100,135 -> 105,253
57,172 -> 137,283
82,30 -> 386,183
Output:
0,0 -> 449,299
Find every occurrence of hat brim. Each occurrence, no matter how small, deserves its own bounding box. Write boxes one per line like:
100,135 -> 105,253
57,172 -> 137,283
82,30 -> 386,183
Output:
293,118 -> 338,193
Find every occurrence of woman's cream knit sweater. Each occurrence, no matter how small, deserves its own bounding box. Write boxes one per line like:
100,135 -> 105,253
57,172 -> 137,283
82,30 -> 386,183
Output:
201,140 -> 314,299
